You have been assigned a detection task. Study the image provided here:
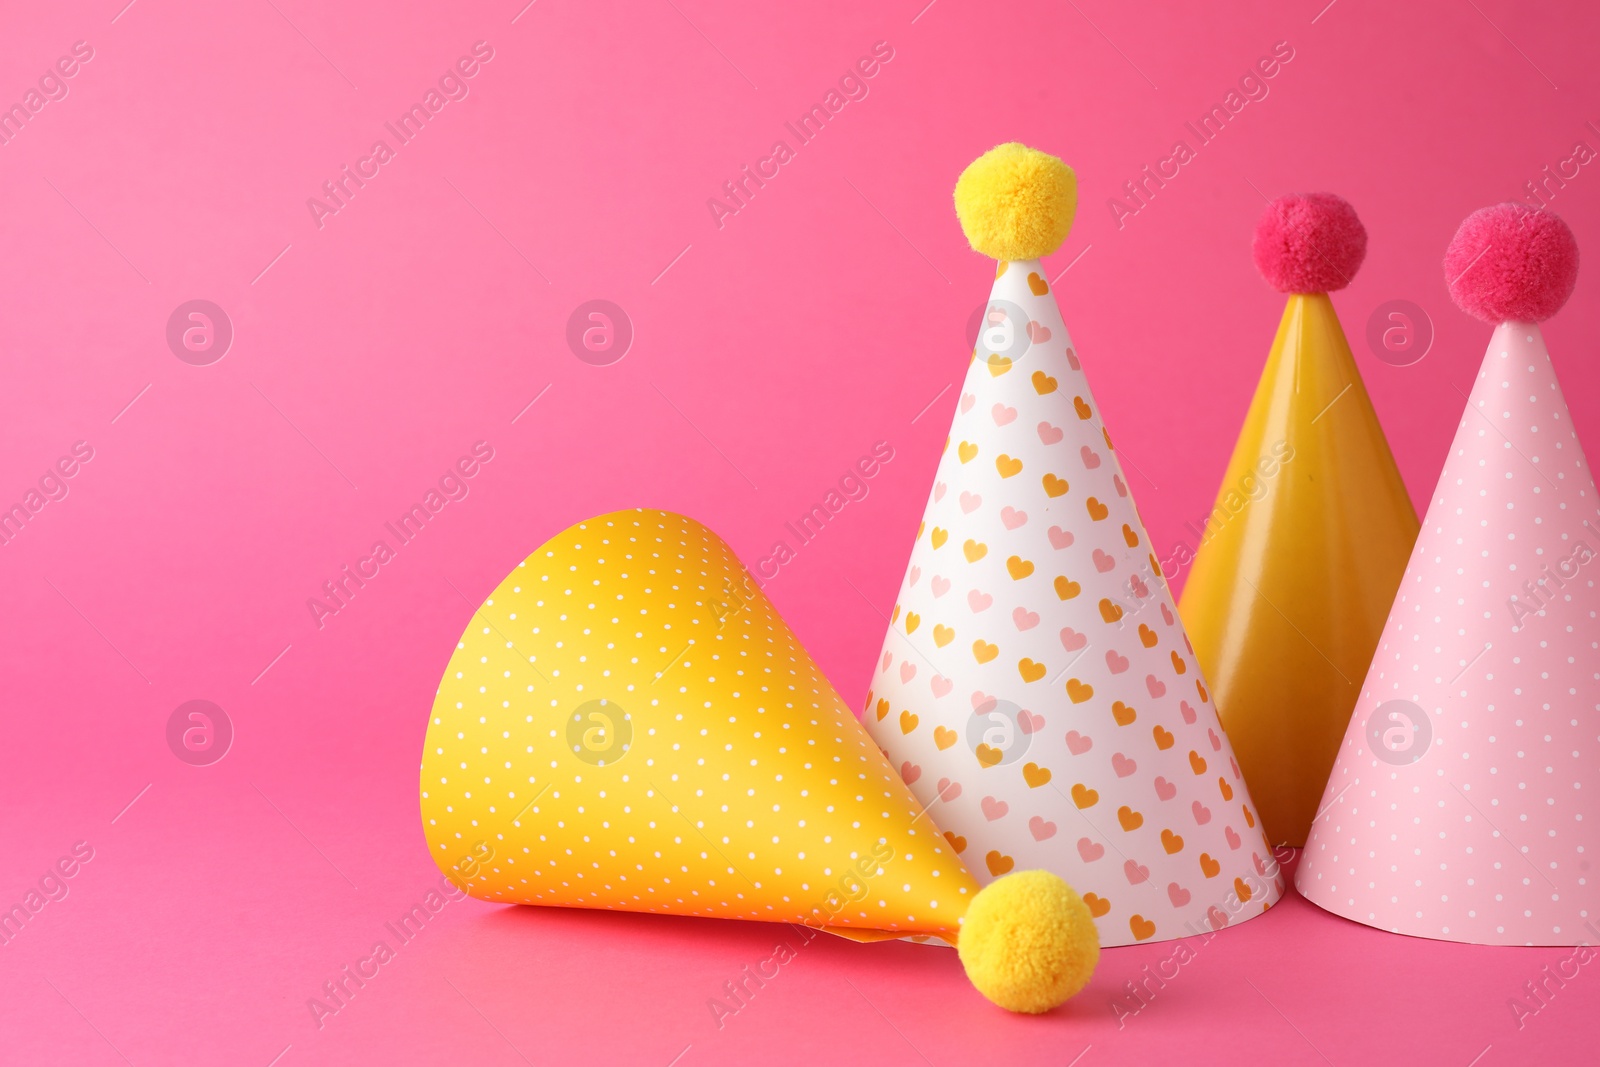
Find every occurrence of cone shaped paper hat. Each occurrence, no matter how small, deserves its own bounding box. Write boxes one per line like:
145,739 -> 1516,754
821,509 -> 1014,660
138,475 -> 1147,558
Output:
420,508 -> 1100,1011
864,145 -> 1282,948
1299,205 -> 1599,945
1179,194 -> 1420,847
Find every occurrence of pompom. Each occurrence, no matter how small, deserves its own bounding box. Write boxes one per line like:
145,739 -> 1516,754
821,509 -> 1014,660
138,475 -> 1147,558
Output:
954,144 -> 1077,262
1252,193 -> 1367,293
1444,204 -> 1579,323
956,870 -> 1099,1013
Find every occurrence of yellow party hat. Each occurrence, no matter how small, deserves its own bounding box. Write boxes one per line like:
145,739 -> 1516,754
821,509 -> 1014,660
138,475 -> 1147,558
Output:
419,508 -> 1098,1012
1178,194 -> 1418,847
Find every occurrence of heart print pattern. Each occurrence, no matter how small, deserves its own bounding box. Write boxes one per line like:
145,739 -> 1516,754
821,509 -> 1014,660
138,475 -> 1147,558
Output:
864,259 -> 1282,946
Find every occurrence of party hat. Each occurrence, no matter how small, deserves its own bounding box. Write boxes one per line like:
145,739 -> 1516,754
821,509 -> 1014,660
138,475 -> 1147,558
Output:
419,508 -> 1099,1011
1298,204 -> 1599,945
863,145 -> 1282,948
1178,194 -> 1420,847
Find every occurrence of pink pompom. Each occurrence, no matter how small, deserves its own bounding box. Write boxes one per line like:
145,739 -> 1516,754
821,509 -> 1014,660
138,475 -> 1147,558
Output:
1252,193 -> 1367,293
1444,204 -> 1578,323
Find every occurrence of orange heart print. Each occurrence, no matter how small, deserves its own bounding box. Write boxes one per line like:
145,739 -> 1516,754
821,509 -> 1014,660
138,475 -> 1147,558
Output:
866,148 -> 1282,946
419,509 -> 979,936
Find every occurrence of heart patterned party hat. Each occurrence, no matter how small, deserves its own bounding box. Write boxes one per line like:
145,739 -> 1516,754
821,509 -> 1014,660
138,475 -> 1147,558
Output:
862,145 -> 1282,948
420,508 -> 1100,1012
1178,194 -> 1419,847
1298,204 -> 1600,945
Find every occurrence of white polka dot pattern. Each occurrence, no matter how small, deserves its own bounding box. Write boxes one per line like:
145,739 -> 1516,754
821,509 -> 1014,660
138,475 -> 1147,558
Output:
418,509 -> 978,935
1298,323 -> 1600,945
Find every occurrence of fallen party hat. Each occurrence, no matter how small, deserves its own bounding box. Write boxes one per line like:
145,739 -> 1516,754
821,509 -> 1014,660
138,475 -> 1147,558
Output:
420,508 -> 1099,1012
863,144 -> 1282,947
1298,205 -> 1599,945
1178,194 -> 1420,847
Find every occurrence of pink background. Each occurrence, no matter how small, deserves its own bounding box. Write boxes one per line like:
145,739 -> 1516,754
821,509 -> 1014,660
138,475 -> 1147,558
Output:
1,0 -> 1597,1063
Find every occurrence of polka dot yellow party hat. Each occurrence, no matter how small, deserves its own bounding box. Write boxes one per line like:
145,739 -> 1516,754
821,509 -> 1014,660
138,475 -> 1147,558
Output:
864,145 -> 1281,950
419,508 -> 1099,1012
1298,206 -> 1600,945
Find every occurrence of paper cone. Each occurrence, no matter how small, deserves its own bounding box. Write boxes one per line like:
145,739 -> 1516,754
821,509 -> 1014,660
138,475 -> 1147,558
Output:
1179,291 -> 1419,846
419,508 -> 979,936
1298,321 -> 1600,944
865,254 -> 1283,946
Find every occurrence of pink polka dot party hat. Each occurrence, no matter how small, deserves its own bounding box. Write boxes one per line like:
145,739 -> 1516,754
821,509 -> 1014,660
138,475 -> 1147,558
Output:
1298,204 -> 1600,945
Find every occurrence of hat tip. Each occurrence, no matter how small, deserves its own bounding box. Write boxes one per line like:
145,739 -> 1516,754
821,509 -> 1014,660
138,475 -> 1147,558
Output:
1445,203 -> 1579,323
954,144 -> 1077,262
1252,192 -> 1366,294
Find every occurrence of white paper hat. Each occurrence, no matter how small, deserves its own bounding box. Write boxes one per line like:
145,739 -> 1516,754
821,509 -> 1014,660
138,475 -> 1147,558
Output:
864,144 -> 1282,946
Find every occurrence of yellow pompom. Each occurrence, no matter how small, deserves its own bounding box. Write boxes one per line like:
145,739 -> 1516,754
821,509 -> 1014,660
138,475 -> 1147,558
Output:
953,143 -> 1077,262
956,870 -> 1099,1013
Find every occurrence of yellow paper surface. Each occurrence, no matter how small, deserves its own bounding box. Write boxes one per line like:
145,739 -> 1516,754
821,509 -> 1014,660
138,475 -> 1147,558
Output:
419,508 -> 979,935
1180,294 -> 1418,846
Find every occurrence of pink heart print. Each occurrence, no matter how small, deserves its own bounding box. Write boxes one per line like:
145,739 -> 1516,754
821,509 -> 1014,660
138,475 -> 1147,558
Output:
862,252 -> 1280,948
